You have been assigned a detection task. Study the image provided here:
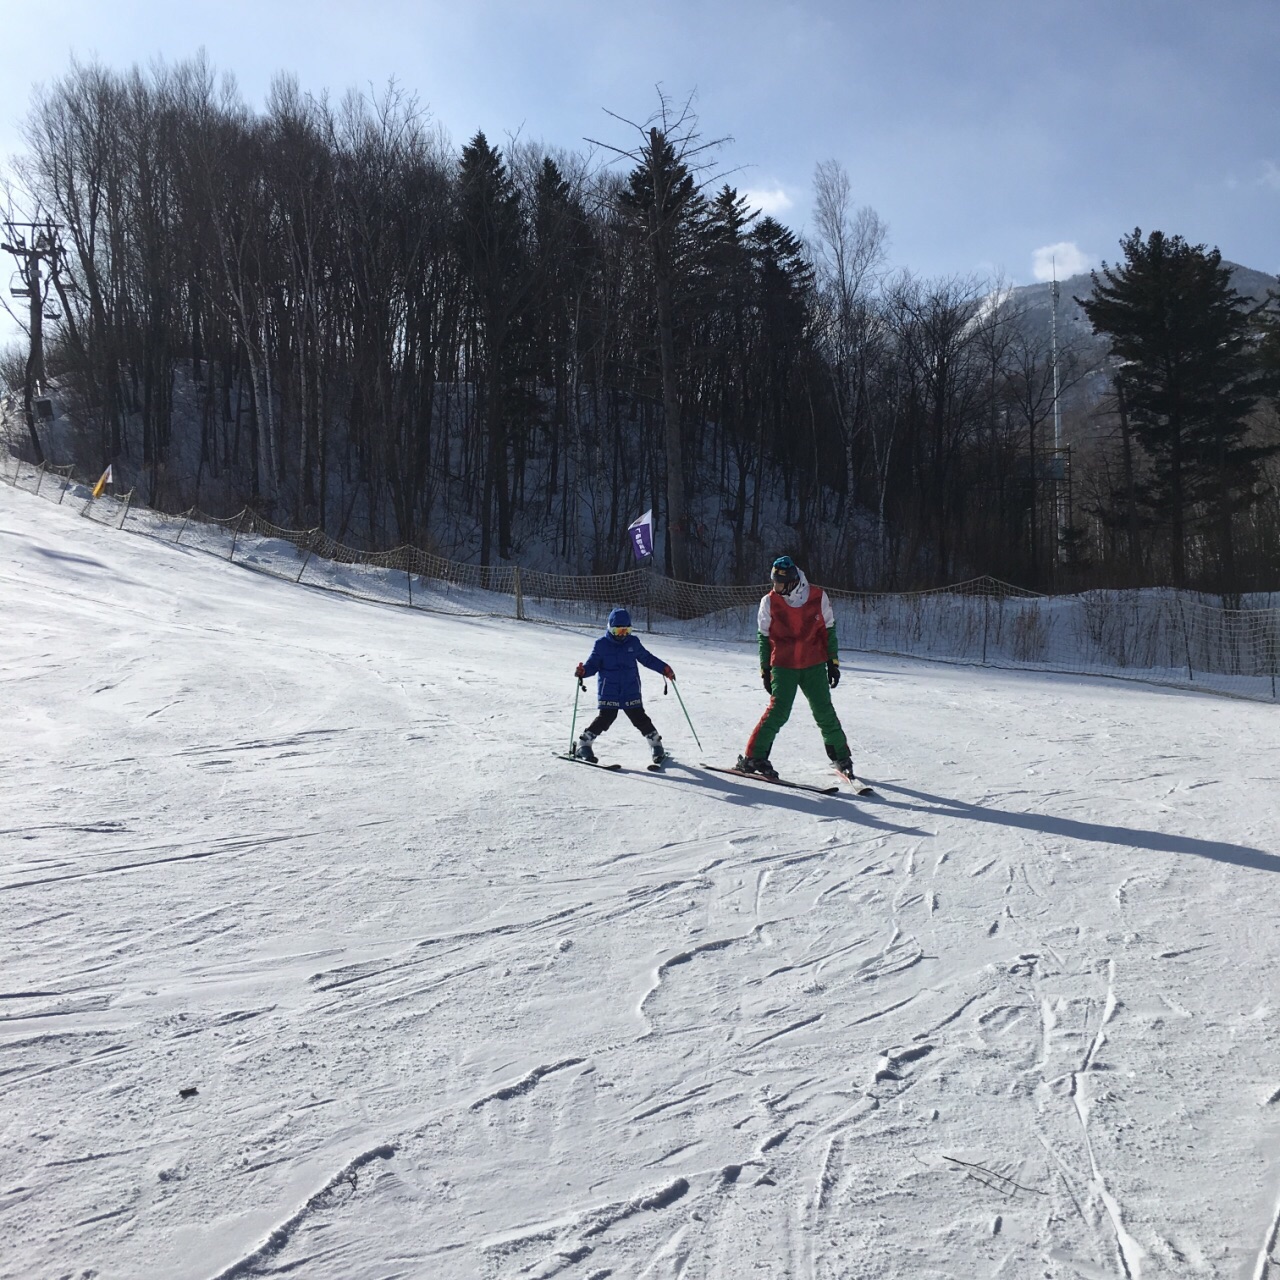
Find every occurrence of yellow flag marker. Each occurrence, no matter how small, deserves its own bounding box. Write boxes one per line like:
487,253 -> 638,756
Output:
91,465 -> 113,498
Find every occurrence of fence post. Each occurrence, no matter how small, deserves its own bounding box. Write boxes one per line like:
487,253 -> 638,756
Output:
33,463 -> 45,497
296,530 -> 318,583
513,564 -> 524,620
175,508 -> 192,543
1176,599 -> 1194,682
117,489 -> 133,529
1270,612 -> 1278,702
406,549 -> 413,606
229,510 -> 247,562
981,590 -> 990,665
56,467 -> 71,504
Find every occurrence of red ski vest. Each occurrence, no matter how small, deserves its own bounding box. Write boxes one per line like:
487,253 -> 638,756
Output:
765,587 -> 830,669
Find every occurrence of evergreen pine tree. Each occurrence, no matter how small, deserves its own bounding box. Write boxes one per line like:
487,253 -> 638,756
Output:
1079,229 -> 1273,587
617,128 -> 706,581
455,131 -> 527,564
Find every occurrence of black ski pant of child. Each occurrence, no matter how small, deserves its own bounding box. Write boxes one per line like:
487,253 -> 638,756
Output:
585,706 -> 657,738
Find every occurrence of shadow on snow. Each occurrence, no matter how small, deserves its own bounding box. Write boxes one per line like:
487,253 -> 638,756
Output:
867,781 -> 1280,874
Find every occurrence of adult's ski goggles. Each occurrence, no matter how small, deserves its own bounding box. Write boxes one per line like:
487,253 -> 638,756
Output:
609,624 -> 632,637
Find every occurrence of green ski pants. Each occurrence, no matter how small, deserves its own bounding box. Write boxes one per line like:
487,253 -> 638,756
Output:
746,662 -> 848,760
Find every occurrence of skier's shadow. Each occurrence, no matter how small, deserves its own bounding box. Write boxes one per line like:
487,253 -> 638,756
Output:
656,764 -> 928,837
865,780 -> 1280,874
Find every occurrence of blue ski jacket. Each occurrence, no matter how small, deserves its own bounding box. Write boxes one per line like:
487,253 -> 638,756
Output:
581,632 -> 669,708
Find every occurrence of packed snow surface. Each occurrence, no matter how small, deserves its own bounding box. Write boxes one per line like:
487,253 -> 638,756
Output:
3,484 -> 1280,1280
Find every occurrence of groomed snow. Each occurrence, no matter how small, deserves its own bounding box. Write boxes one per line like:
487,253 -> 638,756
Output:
2,483 -> 1279,1280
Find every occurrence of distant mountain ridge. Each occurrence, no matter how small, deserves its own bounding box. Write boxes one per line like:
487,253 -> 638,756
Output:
1007,260 -> 1277,349
1002,261 -> 1277,417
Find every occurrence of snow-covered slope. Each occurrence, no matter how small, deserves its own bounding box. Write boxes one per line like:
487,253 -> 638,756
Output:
2,483 -> 1279,1280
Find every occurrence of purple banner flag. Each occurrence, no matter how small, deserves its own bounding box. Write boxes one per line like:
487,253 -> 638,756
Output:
627,509 -> 654,560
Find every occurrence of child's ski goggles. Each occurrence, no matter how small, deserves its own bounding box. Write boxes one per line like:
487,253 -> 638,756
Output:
609,624 -> 632,637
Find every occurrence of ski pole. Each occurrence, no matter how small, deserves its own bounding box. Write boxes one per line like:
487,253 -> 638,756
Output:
670,680 -> 702,751
569,677 -> 584,754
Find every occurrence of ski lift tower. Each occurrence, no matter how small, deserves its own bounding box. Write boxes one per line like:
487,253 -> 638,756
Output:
2,220 -> 64,465
1,221 -> 61,393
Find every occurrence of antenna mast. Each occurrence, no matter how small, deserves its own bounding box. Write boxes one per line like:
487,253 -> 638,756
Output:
1050,257 -> 1063,561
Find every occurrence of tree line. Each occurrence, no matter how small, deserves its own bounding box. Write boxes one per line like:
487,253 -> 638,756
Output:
4,56 -> 1278,592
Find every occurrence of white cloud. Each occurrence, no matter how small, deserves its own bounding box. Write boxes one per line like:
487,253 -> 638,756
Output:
741,186 -> 794,217
1259,161 -> 1280,191
1031,241 -> 1094,282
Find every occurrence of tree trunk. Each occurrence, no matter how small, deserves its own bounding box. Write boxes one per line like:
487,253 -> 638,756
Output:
1116,379 -> 1141,578
1169,410 -> 1185,588
655,270 -> 690,581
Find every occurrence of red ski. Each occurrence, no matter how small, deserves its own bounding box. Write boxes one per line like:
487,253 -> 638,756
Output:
833,767 -> 875,796
701,764 -> 839,796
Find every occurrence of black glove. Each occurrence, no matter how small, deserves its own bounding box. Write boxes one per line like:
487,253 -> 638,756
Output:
761,667 -> 773,694
827,659 -> 840,689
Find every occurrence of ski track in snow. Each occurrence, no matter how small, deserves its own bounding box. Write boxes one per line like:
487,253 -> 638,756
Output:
2,484 -> 1280,1278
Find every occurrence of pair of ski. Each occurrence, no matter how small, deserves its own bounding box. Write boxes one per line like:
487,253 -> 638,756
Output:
555,752 -> 872,795
702,763 -> 875,797
555,752 -> 665,774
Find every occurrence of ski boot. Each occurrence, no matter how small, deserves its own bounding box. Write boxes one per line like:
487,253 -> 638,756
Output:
736,754 -> 778,780
826,743 -> 855,779
646,732 -> 665,765
574,733 -> 598,764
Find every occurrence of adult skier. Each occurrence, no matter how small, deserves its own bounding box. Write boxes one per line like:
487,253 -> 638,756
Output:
737,556 -> 854,780
573,608 -> 675,765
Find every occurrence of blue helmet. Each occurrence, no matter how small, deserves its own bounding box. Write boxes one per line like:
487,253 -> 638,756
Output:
607,607 -> 632,633
770,556 -> 800,595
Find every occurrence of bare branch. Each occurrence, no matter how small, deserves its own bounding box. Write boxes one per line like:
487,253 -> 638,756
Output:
942,1155 -> 1047,1197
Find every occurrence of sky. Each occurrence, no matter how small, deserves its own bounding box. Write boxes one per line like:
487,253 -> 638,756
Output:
1,0 -> 1277,346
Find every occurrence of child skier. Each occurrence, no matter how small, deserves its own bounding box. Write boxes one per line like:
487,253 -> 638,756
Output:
738,555 -> 854,780
573,608 -> 675,764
